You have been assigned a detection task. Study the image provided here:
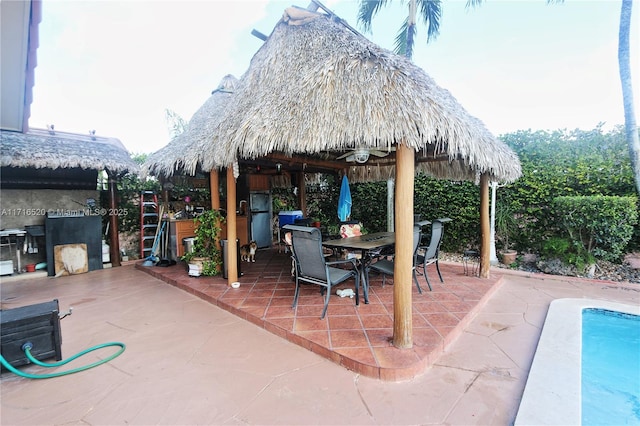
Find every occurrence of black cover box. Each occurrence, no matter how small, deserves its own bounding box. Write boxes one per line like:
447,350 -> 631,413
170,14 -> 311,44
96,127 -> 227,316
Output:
1,300 -> 62,368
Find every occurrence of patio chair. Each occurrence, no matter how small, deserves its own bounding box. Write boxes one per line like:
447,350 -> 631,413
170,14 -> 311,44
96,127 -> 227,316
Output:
365,226 -> 422,292
414,218 -> 451,291
284,224 -> 360,319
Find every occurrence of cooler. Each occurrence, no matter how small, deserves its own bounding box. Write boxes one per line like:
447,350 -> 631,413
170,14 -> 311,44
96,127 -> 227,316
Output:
278,210 -> 303,226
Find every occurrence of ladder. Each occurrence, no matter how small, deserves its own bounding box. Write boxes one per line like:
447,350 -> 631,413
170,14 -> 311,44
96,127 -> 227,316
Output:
140,191 -> 159,258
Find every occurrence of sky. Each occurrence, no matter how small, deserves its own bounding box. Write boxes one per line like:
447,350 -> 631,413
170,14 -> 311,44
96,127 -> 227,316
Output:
28,0 -> 639,155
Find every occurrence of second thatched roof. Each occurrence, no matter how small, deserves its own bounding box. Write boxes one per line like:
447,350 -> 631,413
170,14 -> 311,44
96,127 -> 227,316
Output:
143,74 -> 238,178
0,128 -> 139,175
202,7 -> 521,183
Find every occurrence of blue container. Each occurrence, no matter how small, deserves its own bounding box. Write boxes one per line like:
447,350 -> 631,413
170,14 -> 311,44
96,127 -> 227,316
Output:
279,210 -> 303,226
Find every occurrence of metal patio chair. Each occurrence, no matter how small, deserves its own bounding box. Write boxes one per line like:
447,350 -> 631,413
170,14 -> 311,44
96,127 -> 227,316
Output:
415,218 -> 452,291
365,226 -> 422,292
284,224 -> 360,319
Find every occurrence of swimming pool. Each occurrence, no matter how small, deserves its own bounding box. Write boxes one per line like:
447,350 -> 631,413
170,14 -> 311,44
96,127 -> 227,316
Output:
514,298 -> 640,425
582,308 -> 640,424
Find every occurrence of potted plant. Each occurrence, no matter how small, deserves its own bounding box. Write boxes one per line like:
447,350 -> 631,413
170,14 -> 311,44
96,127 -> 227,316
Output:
495,203 -> 518,266
181,209 -> 224,276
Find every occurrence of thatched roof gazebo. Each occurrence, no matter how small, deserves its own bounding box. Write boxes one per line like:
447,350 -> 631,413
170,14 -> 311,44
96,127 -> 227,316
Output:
1,128 -> 139,175
0,127 -> 139,268
192,5 -> 522,348
203,7 -> 521,186
143,74 -> 239,179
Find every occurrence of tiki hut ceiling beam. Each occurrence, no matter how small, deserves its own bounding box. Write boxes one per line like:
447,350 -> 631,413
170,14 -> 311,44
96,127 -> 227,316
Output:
264,152 -> 345,172
251,29 -> 267,41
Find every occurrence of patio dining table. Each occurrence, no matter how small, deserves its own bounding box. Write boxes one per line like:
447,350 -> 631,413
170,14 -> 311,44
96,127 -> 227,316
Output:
323,231 -> 395,303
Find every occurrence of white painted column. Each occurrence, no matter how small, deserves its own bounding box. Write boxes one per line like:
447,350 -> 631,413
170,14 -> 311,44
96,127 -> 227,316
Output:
490,181 -> 499,265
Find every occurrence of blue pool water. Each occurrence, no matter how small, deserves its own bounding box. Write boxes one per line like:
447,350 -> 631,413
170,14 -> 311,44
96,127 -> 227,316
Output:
582,308 -> 640,425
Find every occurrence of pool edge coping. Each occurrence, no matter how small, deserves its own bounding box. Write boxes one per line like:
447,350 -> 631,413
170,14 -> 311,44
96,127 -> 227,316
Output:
514,298 -> 640,426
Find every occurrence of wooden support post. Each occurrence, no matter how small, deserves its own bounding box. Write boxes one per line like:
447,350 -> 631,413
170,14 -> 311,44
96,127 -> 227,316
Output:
209,170 -> 220,210
162,188 -> 170,215
107,171 -> 121,267
210,169 -> 222,272
479,173 -> 491,278
297,171 -> 307,216
226,167 -> 239,285
392,144 -> 414,349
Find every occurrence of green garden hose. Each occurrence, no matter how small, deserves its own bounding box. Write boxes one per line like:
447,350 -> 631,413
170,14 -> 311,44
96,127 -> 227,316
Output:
0,341 -> 125,379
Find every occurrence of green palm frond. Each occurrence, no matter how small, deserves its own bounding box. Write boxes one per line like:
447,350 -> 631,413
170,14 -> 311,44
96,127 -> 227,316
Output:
418,0 -> 441,42
394,19 -> 409,56
406,21 -> 416,57
358,0 -> 442,55
394,20 -> 417,58
357,0 -> 393,33
465,0 -> 483,8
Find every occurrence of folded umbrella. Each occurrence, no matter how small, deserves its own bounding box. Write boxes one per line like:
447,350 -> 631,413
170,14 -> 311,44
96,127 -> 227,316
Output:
338,175 -> 352,222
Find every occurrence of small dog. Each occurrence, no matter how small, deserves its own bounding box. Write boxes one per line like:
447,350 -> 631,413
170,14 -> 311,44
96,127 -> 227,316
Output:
240,241 -> 258,262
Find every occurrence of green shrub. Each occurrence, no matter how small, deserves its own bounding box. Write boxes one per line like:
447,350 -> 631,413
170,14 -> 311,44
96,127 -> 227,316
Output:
542,236 -> 595,270
551,195 -> 638,262
181,209 -> 224,276
499,126 -> 637,252
541,237 -> 571,257
124,126 -> 636,265
413,177 -> 480,252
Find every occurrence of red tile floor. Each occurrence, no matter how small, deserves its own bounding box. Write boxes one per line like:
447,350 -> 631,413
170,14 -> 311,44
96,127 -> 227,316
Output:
137,248 -> 503,381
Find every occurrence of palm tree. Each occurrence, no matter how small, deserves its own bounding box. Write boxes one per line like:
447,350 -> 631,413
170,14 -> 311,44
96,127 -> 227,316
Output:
467,0 -> 639,193
357,0 -> 442,59
618,0 -> 640,194
164,109 -> 187,140
359,0 -> 639,194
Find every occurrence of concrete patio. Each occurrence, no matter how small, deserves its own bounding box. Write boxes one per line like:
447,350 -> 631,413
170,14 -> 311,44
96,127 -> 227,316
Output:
1,249 -> 638,425
136,249 -> 503,382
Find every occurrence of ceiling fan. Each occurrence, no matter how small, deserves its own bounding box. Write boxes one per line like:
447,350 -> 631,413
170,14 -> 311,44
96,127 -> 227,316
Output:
336,147 -> 394,163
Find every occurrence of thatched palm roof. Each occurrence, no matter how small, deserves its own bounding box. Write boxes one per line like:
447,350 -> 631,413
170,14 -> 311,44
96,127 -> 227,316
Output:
143,75 -> 238,178
202,7 -> 521,184
0,128 -> 139,175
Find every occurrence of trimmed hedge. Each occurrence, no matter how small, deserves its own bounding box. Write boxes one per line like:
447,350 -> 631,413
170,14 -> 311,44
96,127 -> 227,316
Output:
341,125 -> 638,260
551,196 -> 638,262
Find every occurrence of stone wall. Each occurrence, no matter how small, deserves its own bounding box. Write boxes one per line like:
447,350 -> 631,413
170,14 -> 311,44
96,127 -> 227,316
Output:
0,189 -> 101,229
0,189 -> 103,270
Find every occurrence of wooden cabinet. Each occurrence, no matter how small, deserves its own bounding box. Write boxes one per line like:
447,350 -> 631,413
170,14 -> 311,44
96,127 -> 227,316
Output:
169,219 -> 196,260
248,174 -> 270,191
